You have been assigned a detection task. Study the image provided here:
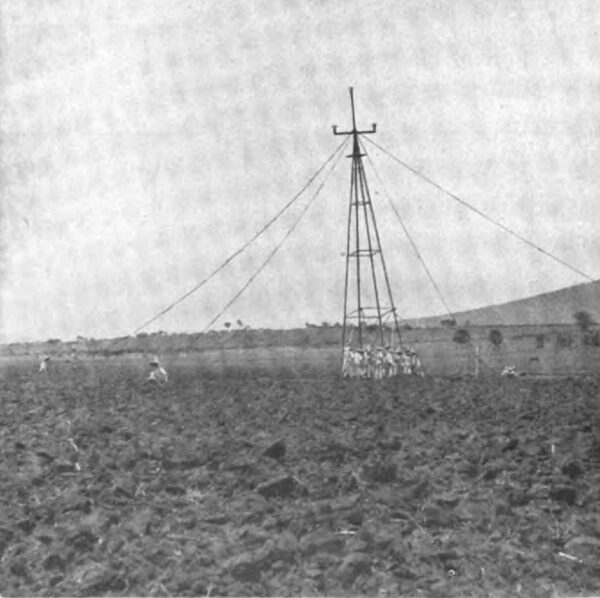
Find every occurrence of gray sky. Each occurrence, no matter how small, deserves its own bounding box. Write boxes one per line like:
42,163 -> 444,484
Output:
1,0 -> 599,342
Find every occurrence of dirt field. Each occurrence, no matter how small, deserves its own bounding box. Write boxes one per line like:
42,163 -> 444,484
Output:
2,360 -> 600,596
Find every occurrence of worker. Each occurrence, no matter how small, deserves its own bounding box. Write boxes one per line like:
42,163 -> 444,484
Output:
384,346 -> 397,377
39,355 -> 50,373
146,355 -> 168,384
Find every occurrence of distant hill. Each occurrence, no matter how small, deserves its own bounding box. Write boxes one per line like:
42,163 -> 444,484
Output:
409,280 -> 600,328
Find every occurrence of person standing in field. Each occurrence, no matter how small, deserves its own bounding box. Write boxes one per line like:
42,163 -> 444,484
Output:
39,355 -> 50,373
374,347 -> 385,380
342,346 -> 353,378
384,347 -> 397,377
146,355 -> 168,384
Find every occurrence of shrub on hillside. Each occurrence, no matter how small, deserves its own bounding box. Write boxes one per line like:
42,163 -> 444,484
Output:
453,329 -> 471,344
574,311 -> 596,332
536,333 -> 545,349
489,329 -> 503,347
584,331 -> 600,347
557,332 -> 573,348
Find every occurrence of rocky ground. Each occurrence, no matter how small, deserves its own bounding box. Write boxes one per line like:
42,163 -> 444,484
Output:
1,361 -> 600,596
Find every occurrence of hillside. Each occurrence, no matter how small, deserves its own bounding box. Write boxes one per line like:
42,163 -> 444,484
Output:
3,281 -> 600,361
409,280 -> 600,328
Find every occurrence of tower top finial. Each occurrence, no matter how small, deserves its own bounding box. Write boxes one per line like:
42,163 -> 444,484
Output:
332,88 -> 377,136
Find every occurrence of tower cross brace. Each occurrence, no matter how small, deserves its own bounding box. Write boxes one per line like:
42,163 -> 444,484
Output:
332,87 -> 403,360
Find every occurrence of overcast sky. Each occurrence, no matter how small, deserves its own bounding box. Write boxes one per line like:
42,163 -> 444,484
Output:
1,0 -> 599,342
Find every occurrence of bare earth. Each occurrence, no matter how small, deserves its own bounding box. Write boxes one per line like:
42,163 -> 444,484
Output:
1,361 -> 600,596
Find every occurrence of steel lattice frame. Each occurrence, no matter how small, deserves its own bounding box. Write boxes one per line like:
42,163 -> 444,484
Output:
333,87 -> 403,363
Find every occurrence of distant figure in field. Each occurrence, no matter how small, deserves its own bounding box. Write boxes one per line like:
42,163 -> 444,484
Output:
384,347 -> 397,378
364,344 -> 375,379
342,346 -> 354,378
342,346 -> 362,378
146,355 -> 168,384
39,355 -> 50,373
395,348 -> 412,375
501,365 -> 518,377
406,346 -> 425,377
373,347 -> 386,380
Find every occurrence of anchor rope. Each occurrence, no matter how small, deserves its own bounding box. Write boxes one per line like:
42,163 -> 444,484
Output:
202,139 -> 347,332
128,138 -> 349,337
364,136 -> 597,284
362,140 -> 457,324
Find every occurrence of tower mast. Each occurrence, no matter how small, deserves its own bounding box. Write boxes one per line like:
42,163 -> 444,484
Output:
333,87 -> 403,363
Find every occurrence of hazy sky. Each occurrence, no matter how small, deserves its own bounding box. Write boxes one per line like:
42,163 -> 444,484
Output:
1,0 -> 599,342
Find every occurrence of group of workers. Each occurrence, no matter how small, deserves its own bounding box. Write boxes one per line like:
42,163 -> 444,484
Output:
36,350 -> 525,381
39,349 -> 423,382
342,344 -> 424,379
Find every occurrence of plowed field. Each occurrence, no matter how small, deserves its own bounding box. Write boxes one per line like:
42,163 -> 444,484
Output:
2,361 -> 600,596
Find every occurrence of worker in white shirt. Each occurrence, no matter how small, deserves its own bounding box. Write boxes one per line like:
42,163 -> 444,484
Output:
146,355 -> 168,384
39,355 -> 50,373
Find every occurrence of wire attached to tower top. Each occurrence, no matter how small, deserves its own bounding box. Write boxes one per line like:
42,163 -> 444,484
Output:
365,136 -> 597,285
107,137 -> 348,347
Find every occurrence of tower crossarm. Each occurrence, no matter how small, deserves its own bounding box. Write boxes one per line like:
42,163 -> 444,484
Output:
333,125 -> 377,136
332,87 -> 376,136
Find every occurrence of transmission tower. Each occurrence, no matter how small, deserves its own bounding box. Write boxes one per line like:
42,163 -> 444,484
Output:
333,87 -> 403,358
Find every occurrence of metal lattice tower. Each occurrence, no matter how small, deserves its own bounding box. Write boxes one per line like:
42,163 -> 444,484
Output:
333,87 -> 403,358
